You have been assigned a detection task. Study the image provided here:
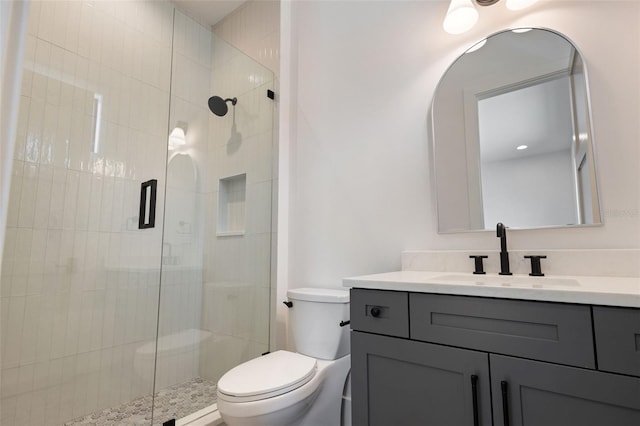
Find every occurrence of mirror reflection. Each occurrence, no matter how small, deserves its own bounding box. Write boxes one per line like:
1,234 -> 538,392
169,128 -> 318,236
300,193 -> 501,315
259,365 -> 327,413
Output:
432,28 -> 602,232
164,153 -> 198,265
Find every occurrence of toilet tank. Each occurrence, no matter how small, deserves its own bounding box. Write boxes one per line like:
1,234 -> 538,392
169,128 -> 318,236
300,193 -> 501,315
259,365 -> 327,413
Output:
287,288 -> 350,360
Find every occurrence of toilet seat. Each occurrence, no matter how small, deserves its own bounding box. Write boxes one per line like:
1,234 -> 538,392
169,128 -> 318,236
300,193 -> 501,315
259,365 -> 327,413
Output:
217,351 -> 317,403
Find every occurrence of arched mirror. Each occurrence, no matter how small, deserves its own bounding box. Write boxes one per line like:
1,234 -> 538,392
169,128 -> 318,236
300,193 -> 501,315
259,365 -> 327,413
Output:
432,28 -> 602,233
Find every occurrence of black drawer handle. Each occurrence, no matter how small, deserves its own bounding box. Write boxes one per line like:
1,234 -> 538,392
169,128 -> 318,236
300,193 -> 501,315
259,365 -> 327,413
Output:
501,380 -> 510,426
471,375 -> 479,426
370,307 -> 381,317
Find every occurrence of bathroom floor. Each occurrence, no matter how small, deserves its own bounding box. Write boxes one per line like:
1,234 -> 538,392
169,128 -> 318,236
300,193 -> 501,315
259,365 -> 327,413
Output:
63,377 -> 217,425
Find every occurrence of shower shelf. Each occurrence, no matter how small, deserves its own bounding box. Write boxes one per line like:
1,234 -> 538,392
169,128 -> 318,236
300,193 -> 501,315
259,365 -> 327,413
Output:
217,231 -> 245,237
217,173 -> 247,236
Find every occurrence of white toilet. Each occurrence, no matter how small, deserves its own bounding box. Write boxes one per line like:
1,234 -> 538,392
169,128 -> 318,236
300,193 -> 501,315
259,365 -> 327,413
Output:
216,288 -> 351,426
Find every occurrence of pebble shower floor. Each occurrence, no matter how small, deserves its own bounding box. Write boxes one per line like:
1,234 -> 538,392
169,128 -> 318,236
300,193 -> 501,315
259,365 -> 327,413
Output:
64,377 -> 217,425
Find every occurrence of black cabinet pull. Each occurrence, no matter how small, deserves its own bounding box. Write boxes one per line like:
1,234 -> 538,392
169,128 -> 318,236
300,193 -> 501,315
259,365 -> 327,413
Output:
139,179 -> 157,229
501,380 -> 510,426
471,375 -> 479,426
370,307 -> 381,317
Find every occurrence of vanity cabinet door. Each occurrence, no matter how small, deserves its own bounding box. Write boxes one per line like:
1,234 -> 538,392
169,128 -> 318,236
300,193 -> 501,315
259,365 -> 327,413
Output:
490,354 -> 640,426
351,331 -> 492,426
593,305 -> 640,377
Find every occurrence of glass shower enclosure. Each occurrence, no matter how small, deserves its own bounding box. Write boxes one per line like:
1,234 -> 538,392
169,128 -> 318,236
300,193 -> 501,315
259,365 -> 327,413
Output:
0,2 -> 275,425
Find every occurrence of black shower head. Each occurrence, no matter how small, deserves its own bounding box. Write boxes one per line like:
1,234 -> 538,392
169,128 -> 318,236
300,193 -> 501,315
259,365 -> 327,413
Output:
208,96 -> 237,117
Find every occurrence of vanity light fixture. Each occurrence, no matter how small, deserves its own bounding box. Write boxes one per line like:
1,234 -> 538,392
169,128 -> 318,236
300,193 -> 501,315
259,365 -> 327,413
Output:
443,0 -> 538,35
168,124 -> 187,149
516,144 -> 528,150
443,0 -> 479,35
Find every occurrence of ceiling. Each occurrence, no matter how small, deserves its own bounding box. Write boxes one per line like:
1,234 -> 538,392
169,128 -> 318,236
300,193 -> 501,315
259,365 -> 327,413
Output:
172,0 -> 246,26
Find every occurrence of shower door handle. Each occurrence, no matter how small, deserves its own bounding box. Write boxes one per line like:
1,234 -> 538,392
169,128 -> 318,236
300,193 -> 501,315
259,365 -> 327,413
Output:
139,179 -> 157,229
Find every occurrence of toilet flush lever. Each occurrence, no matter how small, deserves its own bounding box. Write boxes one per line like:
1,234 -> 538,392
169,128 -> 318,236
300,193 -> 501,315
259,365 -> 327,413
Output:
339,320 -> 350,327
283,301 -> 293,308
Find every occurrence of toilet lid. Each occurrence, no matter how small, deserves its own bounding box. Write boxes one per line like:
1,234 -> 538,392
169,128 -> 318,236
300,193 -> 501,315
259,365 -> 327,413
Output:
217,351 -> 317,401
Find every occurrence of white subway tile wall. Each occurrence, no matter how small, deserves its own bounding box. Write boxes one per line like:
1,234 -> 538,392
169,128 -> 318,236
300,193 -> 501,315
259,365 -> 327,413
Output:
213,1 -> 280,76
153,10 -> 211,405
209,0 -> 280,360
2,1 -> 278,424
1,1 -> 174,424
199,31 -> 275,383
153,4 -> 277,418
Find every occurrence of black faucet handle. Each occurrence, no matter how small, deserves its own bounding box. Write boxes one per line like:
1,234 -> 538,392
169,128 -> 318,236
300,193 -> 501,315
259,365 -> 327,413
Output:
524,255 -> 547,277
469,255 -> 489,274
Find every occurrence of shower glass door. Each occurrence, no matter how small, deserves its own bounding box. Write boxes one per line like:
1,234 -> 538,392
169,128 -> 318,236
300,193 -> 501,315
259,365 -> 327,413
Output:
0,2 -> 274,425
151,10 -> 275,423
1,1 -> 173,424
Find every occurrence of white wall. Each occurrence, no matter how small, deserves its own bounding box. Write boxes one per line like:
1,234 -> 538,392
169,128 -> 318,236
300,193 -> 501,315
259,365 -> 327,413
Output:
281,0 -> 640,300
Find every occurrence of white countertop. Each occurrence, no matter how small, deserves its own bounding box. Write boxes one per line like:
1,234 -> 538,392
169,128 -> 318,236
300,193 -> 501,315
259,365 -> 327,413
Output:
343,271 -> 640,308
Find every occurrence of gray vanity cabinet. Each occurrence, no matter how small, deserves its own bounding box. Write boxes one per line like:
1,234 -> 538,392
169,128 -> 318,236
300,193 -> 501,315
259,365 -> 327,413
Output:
351,331 -> 492,426
350,288 -> 640,426
490,354 -> 640,426
409,293 -> 595,368
592,306 -> 640,377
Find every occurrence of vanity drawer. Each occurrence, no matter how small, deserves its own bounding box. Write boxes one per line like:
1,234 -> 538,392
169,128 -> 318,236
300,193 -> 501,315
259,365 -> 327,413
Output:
593,306 -> 640,377
350,289 -> 409,338
410,293 -> 595,368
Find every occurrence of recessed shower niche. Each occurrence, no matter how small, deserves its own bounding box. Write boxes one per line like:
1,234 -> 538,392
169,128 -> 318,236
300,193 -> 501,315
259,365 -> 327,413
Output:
218,173 -> 247,236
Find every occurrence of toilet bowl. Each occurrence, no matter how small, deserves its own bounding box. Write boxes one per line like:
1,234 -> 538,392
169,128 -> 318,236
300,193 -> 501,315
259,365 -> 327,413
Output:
217,351 -> 351,426
216,288 -> 351,426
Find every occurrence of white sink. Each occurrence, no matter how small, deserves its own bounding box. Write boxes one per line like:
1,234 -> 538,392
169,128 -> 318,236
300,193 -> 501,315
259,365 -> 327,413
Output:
431,274 -> 580,288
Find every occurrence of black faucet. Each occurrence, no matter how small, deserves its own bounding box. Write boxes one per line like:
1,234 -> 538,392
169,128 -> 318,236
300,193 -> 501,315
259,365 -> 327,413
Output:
496,223 -> 512,275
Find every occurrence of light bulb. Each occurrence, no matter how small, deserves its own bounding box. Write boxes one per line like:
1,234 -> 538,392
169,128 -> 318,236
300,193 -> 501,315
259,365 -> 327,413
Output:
506,0 -> 538,11
443,0 -> 479,35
